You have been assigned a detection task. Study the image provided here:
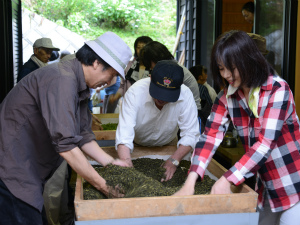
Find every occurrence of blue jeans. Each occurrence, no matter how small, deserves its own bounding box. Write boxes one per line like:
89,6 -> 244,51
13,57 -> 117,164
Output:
0,179 -> 48,225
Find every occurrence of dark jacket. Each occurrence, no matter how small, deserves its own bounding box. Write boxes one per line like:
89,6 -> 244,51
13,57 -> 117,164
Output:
17,58 -> 39,82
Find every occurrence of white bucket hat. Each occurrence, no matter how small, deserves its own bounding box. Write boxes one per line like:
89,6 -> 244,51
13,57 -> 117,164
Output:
85,32 -> 132,79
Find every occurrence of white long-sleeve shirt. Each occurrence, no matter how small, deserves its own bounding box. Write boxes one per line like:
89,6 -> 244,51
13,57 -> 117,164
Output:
115,78 -> 200,152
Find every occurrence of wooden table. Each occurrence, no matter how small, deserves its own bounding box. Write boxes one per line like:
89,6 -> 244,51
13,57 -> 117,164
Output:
215,140 -> 245,168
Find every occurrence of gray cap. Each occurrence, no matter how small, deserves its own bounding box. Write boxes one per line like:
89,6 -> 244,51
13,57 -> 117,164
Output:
33,38 -> 60,51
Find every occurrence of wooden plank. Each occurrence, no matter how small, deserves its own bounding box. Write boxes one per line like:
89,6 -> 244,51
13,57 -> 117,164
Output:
86,146 -> 178,160
93,130 -> 116,140
75,147 -> 258,221
172,6 -> 186,56
92,113 -> 119,119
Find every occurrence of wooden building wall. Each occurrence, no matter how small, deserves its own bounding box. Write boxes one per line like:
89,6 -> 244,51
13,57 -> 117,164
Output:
222,0 -> 253,33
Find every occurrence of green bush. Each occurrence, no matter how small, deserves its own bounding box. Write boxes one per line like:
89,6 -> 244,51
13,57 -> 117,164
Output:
68,12 -> 90,32
27,0 -> 93,26
22,0 -> 176,53
92,0 -> 140,29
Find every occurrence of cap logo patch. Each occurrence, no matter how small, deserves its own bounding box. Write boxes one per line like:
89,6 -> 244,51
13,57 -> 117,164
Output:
156,77 -> 176,89
163,78 -> 171,86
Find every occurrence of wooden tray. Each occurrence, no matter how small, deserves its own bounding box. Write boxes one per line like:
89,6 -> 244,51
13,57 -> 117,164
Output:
92,114 -> 118,140
75,146 -> 258,221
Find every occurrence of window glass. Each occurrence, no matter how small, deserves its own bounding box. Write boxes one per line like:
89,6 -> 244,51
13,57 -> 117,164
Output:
256,0 -> 284,75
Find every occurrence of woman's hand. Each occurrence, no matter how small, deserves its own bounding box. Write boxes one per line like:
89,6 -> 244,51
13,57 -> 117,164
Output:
173,183 -> 195,196
210,176 -> 232,194
172,171 -> 198,196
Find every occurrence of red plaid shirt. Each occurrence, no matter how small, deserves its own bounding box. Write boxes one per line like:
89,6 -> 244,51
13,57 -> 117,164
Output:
190,75 -> 300,212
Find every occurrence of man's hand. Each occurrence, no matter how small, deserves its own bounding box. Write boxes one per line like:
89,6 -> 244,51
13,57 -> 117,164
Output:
210,176 -> 232,194
99,183 -> 124,198
117,144 -> 133,167
111,158 -> 133,167
161,159 -> 177,182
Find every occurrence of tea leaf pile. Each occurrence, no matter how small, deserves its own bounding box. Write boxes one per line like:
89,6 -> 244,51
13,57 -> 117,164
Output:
83,158 -> 216,200
101,123 -> 118,130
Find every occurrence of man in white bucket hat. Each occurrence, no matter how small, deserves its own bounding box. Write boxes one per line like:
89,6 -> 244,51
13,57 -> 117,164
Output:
0,32 -> 132,224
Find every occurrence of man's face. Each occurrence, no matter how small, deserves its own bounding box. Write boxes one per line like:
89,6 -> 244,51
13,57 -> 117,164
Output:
85,60 -> 118,89
34,47 -> 53,63
197,72 -> 207,85
153,98 -> 169,109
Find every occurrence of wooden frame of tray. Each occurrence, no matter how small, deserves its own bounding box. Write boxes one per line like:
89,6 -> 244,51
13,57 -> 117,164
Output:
75,146 -> 258,221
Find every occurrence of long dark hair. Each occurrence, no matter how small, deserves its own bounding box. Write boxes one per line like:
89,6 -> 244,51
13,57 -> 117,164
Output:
133,36 -> 153,59
211,30 -> 270,89
76,44 -> 111,70
242,1 -> 254,13
139,41 -> 174,69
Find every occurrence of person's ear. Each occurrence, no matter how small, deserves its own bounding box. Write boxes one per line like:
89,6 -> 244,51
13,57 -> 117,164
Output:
33,48 -> 38,55
93,60 -> 99,70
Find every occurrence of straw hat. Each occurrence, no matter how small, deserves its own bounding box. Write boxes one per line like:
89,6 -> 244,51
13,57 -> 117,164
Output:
247,33 -> 269,55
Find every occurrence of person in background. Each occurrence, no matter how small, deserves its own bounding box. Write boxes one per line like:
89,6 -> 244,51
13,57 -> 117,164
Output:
242,1 -> 254,32
48,50 -> 60,64
102,76 -> 121,113
17,37 -> 60,82
139,41 -> 201,113
247,32 -> 276,72
109,36 -> 153,108
174,30 -> 300,225
125,36 -> 153,85
189,65 -> 217,105
116,60 -> 200,182
189,65 -> 216,130
198,65 -> 217,104
60,50 -> 71,60
0,31 -> 132,225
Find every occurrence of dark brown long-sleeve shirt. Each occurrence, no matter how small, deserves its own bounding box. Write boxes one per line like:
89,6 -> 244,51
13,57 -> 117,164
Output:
0,58 -> 95,211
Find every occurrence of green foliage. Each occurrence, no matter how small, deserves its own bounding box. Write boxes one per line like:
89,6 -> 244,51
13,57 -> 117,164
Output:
68,12 -> 90,32
22,0 -> 177,52
26,0 -> 93,26
90,0 -> 140,29
257,0 -> 283,36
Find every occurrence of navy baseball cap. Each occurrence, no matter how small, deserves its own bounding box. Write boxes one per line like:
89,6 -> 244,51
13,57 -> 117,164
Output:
149,60 -> 184,102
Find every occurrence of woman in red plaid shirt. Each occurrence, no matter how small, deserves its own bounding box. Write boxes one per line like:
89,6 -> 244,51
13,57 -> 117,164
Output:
175,30 -> 300,225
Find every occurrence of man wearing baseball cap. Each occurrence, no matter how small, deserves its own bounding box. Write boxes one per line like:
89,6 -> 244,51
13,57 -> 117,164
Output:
17,37 -> 60,82
0,32 -> 132,224
116,60 -> 200,182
